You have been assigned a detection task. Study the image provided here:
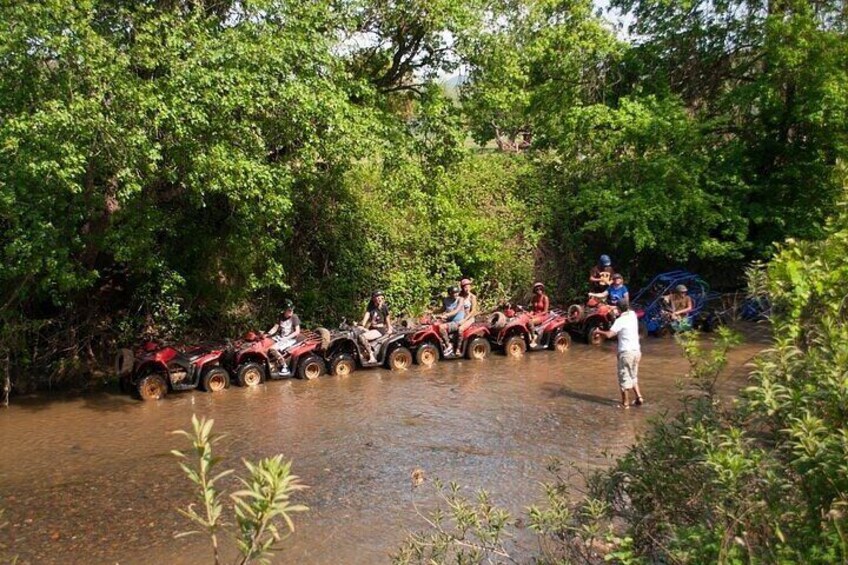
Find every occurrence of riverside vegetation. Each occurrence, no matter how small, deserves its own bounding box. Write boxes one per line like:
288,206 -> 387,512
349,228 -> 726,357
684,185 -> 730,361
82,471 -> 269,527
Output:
172,414 -> 308,565
2,1 -> 848,561
394,211 -> 848,563
2,0 -> 846,396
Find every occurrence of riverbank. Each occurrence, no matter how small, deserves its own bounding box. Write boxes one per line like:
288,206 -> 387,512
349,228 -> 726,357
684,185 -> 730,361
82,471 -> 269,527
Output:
0,323 -> 769,564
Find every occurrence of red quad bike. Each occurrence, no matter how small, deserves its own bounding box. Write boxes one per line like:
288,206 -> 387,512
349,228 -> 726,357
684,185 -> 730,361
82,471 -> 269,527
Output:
406,315 -> 492,367
222,330 -> 328,384
566,297 -> 619,346
322,323 -> 415,377
488,307 -> 572,358
114,341 -> 230,401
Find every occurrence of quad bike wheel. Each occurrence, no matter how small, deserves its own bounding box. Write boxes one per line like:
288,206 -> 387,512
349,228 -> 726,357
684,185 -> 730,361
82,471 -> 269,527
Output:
236,362 -> 265,387
585,319 -> 605,346
415,343 -> 439,367
202,367 -> 230,392
114,348 -> 134,378
488,312 -> 507,330
387,347 -> 413,370
551,331 -> 571,353
137,373 -> 168,401
315,327 -> 332,351
330,353 -> 356,376
297,355 -> 326,380
567,304 -> 584,324
503,335 -> 526,358
466,337 -> 491,360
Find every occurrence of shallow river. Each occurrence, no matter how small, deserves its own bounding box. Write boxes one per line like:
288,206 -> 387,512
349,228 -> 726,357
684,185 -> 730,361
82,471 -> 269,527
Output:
0,324 -> 768,564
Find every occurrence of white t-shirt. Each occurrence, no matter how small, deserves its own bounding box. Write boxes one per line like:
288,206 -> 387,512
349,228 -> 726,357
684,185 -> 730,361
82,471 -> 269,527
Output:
610,310 -> 640,353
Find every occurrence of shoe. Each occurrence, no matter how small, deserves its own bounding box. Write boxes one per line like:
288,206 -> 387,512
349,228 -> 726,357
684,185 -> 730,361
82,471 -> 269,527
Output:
633,396 -> 644,406
443,345 -> 454,356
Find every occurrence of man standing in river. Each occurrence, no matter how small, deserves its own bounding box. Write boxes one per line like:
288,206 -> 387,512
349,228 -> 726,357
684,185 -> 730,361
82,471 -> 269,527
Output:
596,297 -> 644,408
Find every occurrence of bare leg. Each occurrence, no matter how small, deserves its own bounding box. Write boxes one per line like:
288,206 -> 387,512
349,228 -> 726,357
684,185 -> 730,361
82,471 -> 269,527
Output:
620,389 -> 630,408
632,383 -> 644,405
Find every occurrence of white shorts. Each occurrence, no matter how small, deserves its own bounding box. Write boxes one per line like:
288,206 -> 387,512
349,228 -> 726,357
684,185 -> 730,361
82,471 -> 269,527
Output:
617,351 -> 641,390
271,336 -> 296,352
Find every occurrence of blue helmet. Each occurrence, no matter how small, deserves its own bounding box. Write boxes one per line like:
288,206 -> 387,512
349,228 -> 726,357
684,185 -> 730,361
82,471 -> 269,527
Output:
599,254 -> 612,267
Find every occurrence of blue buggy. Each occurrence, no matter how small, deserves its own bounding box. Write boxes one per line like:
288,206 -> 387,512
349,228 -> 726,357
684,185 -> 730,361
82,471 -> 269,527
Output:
631,271 -> 718,335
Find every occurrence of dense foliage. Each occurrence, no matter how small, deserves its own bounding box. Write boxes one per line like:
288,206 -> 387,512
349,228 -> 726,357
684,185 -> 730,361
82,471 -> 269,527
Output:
592,204 -> 848,563
1,0 -> 846,392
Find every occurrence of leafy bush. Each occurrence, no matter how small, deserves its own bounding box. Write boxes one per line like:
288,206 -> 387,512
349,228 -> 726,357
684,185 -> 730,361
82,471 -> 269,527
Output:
172,415 -> 308,565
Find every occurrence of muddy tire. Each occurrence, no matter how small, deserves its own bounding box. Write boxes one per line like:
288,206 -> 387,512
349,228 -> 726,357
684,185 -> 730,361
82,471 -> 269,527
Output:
114,348 -> 134,378
488,312 -> 507,329
315,327 -> 331,351
585,319 -> 605,346
330,353 -> 356,376
201,367 -> 230,392
137,373 -> 168,401
297,355 -> 326,380
415,343 -> 439,367
551,331 -> 571,353
503,334 -> 526,358
386,347 -> 413,370
236,362 -> 265,387
567,304 -> 584,324
466,337 -> 491,360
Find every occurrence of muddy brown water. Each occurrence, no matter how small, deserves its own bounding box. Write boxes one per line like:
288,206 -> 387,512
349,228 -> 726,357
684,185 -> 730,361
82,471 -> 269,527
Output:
0,324 -> 769,564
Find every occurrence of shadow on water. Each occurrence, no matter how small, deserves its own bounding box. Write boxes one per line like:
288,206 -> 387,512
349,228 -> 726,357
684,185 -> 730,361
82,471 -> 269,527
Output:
4,383 -> 135,414
543,384 -> 619,407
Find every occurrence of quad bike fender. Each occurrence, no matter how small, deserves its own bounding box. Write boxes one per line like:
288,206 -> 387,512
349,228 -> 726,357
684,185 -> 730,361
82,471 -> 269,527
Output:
237,352 -> 269,370
501,326 -> 528,345
410,326 -> 439,345
327,335 -> 358,358
462,325 -> 488,339
192,351 -> 223,371
133,360 -> 169,384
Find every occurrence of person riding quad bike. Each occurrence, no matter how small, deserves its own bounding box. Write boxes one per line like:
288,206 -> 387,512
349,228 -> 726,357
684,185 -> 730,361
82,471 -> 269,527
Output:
435,285 -> 465,356
357,290 -> 393,363
588,273 -> 629,306
528,282 -> 550,347
663,284 -> 694,331
531,282 -> 550,314
456,278 -> 480,352
589,254 -> 615,294
267,299 -> 301,374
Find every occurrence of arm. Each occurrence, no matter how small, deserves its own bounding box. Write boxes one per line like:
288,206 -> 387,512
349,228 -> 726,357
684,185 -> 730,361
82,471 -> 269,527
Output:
588,290 -> 609,299
288,317 -> 301,339
674,297 -> 694,317
440,301 -> 463,319
268,323 -> 280,336
598,317 -> 622,340
542,295 -> 550,313
468,294 -> 479,318
386,313 -> 393,334
360,310 -> 370,328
